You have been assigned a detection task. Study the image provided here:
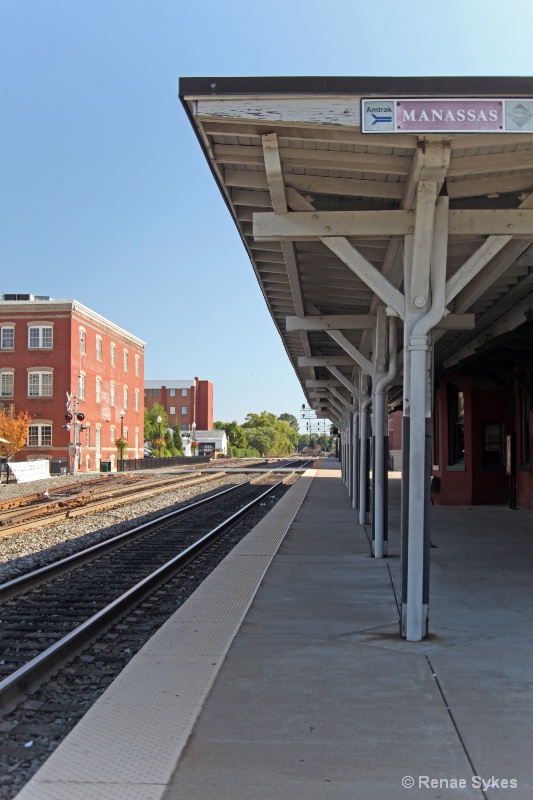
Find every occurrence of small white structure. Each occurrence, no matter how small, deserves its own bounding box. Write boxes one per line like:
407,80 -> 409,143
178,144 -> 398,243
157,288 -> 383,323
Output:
181,429 -> 227,457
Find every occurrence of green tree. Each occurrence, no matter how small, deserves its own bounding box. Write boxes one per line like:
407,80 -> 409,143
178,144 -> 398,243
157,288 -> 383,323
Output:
278,413 -> 299,431
244,427 -> 276,456
173,428 -> 183,455
144,404 -> 168,444
214,420 -> 247,448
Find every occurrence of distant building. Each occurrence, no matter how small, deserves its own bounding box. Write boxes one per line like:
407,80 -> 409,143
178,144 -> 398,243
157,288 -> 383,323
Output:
144,378 -> 213,432
182,429 -> 227,457
0,294 -> 145,471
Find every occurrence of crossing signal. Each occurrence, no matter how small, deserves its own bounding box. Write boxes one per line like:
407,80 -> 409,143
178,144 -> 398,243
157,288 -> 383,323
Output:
65,413 -> 73,422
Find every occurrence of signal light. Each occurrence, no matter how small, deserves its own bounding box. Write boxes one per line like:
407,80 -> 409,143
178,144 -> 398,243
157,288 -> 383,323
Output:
65,413 -> 73,422
76,413 -> 85,421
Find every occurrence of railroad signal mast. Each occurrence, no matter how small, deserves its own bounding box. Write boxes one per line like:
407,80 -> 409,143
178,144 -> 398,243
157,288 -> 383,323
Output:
64,392 -> 88,474
300,404 -> 329,436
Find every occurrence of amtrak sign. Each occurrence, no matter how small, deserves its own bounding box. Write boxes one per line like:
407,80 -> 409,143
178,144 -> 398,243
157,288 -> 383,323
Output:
361,98 -> 533,133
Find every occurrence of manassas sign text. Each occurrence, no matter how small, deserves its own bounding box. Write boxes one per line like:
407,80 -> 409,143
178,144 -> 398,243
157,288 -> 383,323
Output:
361,98 -> 533,134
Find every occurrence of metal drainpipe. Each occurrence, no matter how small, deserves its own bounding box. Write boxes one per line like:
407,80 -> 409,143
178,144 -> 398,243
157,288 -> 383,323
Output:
373,315 -> 398,558
405,196 -> 448,641
358,394 -> 372,525
352,408 -> 359,510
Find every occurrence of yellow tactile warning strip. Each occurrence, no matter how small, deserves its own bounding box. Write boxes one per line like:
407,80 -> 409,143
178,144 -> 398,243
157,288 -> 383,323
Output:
14,470 -> 316,800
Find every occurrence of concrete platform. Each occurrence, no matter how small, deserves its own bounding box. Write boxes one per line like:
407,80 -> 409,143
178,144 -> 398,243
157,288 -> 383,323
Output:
15,460 -> 533,799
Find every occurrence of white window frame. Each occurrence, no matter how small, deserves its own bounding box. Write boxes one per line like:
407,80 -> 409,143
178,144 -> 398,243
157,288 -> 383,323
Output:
123,350 -> 129,372
110,425 -> 116,444
96,377 -> 102,404
181,389 -> 188,397
96,336 -> 103,361
110,343 -> 116,367
79,328 -> 86,355
28,370 -> 53,397
78,373 -> 86,400
135,354 -> 140,376
28,325 -> 53,349
0,371 -> 14,397
169,405 -> 176,415
1,326 -> 15,350
123,385 -> 128,410
135,389 -> 140,412
27,423 -> 52,447
110,382 -> 116,407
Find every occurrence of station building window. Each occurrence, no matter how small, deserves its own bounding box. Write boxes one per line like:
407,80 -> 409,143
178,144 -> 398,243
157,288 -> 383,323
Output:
96,336 -> 103,361
151,389 -> 158,397
135,355 -> 140,376
181,389 -> 187,397
169,406 -> 176,415
481,422 -> 505,470
110,382 -> 116,407
79,328 -> 86,355
78,373 -> 86,400
96,378 -> 102,404
181,406 -> 187,415
110,343 -> 116,367
169,389 -> 176,397
521,391 -> 530,467
448,381 -> 465,467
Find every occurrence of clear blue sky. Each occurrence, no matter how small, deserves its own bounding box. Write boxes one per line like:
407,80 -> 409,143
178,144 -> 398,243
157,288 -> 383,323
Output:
1,0 -> 532,425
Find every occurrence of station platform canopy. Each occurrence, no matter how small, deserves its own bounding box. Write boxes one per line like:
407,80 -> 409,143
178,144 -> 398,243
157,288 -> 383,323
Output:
179,76 -> 533,422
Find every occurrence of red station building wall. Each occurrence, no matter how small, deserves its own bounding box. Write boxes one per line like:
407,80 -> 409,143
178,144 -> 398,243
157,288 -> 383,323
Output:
432,374 -> 532,508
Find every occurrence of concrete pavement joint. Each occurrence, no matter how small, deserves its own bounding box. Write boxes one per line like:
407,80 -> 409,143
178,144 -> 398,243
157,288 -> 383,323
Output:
425,655 -> 488,800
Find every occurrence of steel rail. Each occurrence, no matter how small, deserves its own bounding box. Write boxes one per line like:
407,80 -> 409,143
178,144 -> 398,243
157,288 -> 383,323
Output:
0,479 -> 249,600
0,472 -> 226,538
0,480 -> 283,711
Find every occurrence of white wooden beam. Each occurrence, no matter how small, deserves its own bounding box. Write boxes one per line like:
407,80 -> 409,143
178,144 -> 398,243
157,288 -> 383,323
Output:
255,209 -> 533,240
323,238 -> 405,317
298,356 -> 357,367
326,366 -> 359,397
306,379 -> 344,388
286,314 -> 376,331
325,330 -> 373,376
254,210 -> 414,240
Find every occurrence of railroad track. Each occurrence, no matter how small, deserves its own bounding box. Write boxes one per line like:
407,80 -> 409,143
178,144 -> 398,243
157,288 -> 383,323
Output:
0,471 -> 227,537
0,471 -> 296,712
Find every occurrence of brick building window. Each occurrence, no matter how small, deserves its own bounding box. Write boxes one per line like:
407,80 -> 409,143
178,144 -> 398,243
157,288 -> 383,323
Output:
169,389 -> 176,397
135,355 -> 140,376
96,378 -> 102,404
110,344 -> 116,367
79,329 -> 86,354
96,336 -> 103,361
28,371 -> 53,397
151,389 -> 158,397
135,390 -> 140,412
27,424 -> 52,446
28,326 -> 53,349
181,424 -> 187,431
1,326 -> 14,349
1,371 -> 14,397
182,389 -> 187,397
110,425 -> 115,444
123,386 -> 128,410
110,382 -> 116,406
169,406 -> 176,415
78,373 -> 86,400
181,406 -> 187,414
123,350 -> 129,372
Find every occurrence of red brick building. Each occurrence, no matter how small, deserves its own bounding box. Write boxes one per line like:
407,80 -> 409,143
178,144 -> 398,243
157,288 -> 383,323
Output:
0,295 -> 145,471
144,379 -> 213,432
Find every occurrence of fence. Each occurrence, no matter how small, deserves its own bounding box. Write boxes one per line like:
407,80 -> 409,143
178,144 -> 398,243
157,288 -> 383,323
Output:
115,455 -> 210,472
